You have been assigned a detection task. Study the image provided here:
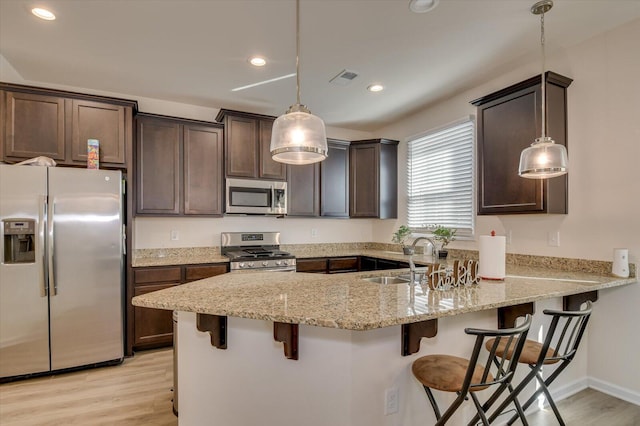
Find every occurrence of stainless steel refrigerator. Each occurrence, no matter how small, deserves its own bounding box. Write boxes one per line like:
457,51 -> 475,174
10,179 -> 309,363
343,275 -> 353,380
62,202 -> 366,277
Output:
0,164 -> 124,379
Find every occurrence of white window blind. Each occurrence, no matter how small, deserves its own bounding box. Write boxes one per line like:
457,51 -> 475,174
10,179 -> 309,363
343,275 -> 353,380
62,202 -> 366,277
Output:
407,117 -> 475,238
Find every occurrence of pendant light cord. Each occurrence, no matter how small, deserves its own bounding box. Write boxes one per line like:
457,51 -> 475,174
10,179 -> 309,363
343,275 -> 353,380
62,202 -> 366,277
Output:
540,11 -> 546,139
295,0 -> 301,105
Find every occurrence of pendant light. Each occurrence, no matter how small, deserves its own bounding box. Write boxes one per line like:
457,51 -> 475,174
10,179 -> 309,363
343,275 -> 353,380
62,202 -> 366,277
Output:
518,0 -> 568,179
270,0 -> 328,165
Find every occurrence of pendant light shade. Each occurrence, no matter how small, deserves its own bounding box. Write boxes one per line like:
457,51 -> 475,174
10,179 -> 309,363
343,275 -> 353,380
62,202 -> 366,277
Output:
271,105 -> 327,165
270,0 -> 328,165
518,0 -> 568,179
518,136 -> 568,178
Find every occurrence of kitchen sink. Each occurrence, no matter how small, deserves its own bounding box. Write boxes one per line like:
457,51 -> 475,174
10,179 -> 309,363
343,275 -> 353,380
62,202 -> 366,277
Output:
363,276 -> 410,285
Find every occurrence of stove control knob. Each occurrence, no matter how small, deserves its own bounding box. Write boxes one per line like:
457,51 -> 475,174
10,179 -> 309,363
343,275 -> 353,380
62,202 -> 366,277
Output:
239,262 -> 246,269
282,260 -> 289,266
275,260 -> 282,266
262,261 -> 269,267
248,262 -> 255,268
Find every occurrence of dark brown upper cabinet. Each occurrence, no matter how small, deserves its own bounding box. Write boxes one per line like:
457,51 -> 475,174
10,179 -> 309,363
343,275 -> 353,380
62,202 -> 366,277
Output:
349,139 -> 398,219
215,109 -> 286,180
321,139 -> 350,218
287,162 -> 320,217
0,83 -> 135,169
286,138 -> 350,217
135,113 -> 224,216
472,72 -> 572,215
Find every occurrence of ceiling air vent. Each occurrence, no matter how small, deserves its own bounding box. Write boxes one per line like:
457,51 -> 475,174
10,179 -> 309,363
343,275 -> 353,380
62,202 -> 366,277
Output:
329,69 -> 359,86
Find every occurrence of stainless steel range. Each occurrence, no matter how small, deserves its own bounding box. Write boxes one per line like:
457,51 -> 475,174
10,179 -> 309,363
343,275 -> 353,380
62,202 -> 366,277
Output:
221,232 -> 296,272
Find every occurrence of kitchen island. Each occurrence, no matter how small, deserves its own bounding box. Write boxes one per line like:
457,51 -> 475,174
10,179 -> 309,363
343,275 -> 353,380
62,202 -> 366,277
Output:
132,264 -> 635,426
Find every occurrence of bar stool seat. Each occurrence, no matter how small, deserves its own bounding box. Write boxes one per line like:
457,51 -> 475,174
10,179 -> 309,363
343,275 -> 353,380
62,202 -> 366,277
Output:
487,338 -> 559,365
412,354 -> 493,392
411,315 -> 532,426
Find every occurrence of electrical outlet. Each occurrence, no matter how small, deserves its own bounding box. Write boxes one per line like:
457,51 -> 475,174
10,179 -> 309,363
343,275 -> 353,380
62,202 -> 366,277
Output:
311,228 -> 318,238
384,387 -> 399,415
547,231 -> 560,247
170,230 -> 179,241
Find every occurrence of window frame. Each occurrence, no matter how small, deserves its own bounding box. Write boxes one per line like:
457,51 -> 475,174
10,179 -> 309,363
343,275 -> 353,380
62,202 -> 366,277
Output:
406,115 -> 476,240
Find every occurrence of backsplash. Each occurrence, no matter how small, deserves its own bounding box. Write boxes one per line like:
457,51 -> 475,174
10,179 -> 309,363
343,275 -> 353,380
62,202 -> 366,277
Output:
133,244 -> 635,278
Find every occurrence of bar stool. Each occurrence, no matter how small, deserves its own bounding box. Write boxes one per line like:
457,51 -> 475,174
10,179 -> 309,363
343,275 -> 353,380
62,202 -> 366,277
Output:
412,315 -> 532,425
484,301 -> 593,425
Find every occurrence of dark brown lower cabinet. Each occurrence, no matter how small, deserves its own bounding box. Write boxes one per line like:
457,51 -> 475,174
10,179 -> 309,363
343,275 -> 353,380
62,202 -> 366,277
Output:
359,256 -> 410,271
296,256 -> 360,274
133,283 -> 176,348
131,263 -> 228,351
296,258 -> 328,273
328,257 -> 359,273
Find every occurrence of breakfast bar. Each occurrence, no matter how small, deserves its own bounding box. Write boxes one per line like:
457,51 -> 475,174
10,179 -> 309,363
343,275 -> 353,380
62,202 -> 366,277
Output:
132,264 -> 635,426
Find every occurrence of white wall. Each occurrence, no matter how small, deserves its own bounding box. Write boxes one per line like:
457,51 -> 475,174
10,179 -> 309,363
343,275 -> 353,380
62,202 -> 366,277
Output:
135,216 -> 374,248
374,19 -> 640,396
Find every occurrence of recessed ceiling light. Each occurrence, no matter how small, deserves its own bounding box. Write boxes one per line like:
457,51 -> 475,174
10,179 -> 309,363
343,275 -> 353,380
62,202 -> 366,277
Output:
249,57 -> 267,67
408,0 -> 439,13
367,84 -> 385,93
31,7 -> 56,20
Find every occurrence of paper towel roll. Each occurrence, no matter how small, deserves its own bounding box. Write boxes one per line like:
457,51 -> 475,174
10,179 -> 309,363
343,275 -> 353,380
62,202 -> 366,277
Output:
479,234 -> 506,280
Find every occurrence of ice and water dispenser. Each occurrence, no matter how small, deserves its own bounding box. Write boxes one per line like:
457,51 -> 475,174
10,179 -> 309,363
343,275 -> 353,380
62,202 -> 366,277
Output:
2,219 -> 36,264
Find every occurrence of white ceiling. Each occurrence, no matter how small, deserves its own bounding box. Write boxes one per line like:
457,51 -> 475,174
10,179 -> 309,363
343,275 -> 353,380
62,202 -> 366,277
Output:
1,0 -> 639,131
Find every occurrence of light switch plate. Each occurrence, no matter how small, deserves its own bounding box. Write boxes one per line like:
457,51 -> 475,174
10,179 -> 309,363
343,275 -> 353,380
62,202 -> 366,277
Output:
547,231 -> 560,247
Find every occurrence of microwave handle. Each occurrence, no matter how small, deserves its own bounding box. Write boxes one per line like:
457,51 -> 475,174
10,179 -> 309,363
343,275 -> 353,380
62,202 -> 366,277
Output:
270,185 -> 276,210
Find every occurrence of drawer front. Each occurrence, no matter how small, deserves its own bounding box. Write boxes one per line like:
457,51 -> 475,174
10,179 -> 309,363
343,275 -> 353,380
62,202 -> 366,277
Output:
134,267 -> 182,284
328,257 -> 359,272
296,258 -> 328,273
185,264 -> 228,281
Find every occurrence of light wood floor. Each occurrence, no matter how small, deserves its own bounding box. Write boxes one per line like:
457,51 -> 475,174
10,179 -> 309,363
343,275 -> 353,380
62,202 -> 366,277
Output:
1,348 -> 638,425
0,349 -> 177,426
524,387 -> 640,425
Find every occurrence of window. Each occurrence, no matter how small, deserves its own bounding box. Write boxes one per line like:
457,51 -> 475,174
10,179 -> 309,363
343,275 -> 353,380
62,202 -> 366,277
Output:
407,116 -> 475,238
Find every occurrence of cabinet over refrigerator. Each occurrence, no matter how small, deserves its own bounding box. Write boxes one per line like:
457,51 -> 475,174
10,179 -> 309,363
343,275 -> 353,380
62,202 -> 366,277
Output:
0,164 -> 124,380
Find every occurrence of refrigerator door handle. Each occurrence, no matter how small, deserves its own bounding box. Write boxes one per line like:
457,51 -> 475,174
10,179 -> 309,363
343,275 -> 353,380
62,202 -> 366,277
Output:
39,195 -> 48,297
47,197 -> 56,296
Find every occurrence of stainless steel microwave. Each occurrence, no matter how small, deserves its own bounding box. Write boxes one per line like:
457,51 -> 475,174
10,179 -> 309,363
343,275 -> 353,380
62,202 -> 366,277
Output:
225,178 -> 287,215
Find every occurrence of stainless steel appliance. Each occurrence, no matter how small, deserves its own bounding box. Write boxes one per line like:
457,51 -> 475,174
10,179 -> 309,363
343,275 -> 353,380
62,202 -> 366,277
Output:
221,232 -> 296,272
225,178 -> 287,215
0,164 -> 124,380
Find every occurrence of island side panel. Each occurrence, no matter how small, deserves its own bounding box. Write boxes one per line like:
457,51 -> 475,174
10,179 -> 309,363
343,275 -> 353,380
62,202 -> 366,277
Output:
176,296 -> 589,426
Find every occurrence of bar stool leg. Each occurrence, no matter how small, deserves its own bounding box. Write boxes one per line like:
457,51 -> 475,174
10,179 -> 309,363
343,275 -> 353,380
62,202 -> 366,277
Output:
535,371 -> 566,426
506,363 -> 570,426
469,393 -> 490,426
423,386 -> 442,420
436,394 -> 466,426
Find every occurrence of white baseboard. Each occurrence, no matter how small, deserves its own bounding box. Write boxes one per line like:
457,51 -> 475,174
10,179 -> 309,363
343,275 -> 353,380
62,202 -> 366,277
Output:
550,377 -> 589,402
587,376 -> 640,406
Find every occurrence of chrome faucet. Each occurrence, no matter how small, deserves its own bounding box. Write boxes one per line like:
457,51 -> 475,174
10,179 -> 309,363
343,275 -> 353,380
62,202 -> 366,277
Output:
408,236 -> 436,284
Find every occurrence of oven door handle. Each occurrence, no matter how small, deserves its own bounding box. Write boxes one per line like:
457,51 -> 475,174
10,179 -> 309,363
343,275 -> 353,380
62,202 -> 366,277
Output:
231,266 -> 296,273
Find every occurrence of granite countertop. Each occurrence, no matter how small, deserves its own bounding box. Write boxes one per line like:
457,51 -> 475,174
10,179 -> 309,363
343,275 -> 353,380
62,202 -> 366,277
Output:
131,245 -> 431,268
131,265 -> 636,331
133,248 -> 228,267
